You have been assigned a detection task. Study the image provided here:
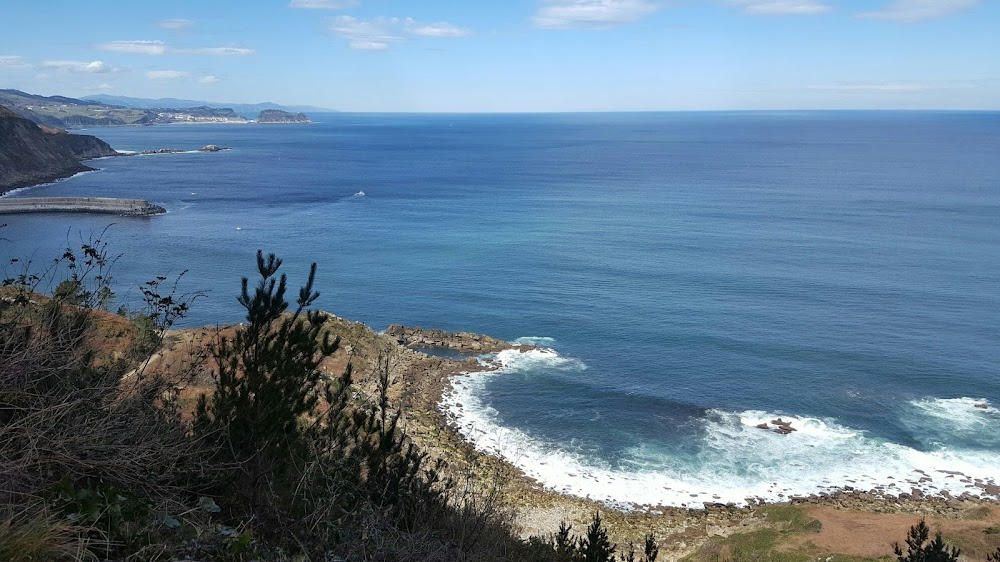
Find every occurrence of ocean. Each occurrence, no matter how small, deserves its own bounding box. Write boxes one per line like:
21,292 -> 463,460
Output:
4,111 -> 1000,507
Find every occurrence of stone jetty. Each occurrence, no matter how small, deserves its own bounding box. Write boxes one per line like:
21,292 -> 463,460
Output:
0,197 -> 165,216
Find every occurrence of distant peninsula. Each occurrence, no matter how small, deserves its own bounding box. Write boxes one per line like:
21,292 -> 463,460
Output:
255,109 -> 311,124
0,89 -> 319,129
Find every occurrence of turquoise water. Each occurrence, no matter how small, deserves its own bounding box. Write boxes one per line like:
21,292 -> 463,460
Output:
5,112 -> 1000,506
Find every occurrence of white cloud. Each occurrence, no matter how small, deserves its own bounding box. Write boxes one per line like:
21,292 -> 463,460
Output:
727,0 -> 831,15
182,46 -> 256,56
410,22 -> 472,38
42,60 -> 118,73
329,16 -> 405,50
157,18 -> 194,30
328,16 -> 471,50
0,55 -> 31,69
807,83 -> 929,91
290,0 -> 358,9
858,0 -> 979,22
82,82 -> 116,92
199,75 -> 221,84
531,0 -> 659,29
96,40 -> 168,55
146,69 -> 190,80
94,40 -> 254,56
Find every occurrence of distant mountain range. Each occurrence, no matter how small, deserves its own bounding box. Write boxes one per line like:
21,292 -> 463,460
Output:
0,89 -> 322,128
82,94 -> 333,118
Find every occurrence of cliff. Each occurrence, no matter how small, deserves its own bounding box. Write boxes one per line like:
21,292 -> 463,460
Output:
0,105 -> 118,194
256,109 -> 311,123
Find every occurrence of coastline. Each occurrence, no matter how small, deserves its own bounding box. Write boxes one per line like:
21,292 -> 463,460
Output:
145,318 -> 999,557
0,163 -> 93,198
0,168 -> 99,198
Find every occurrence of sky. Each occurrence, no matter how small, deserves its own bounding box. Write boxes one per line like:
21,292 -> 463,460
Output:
1,0 -> 998,111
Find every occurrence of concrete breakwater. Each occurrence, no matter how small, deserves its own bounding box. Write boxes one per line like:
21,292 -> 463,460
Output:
0,197 -> 165,216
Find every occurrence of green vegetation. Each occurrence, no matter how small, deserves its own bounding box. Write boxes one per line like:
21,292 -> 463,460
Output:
683,505 -> 823,562
893,520 -> 960,562
0,241 -> 652,561
3,240 -> 996,561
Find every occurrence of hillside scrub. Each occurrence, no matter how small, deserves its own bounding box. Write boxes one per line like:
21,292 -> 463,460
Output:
10,242 -> 969,561
0,244 -> 547,560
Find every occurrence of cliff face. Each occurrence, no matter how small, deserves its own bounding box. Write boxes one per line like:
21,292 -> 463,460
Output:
256,109 -> 311,123
0,105 -> 117,194
42,127 -> 118,159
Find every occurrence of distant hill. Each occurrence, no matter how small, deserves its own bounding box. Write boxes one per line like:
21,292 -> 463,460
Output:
256,109 -> 311,124
82,94 -> 333,119
0,89 -> 249,128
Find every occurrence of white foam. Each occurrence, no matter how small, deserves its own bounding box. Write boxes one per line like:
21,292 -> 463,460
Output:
493,347 -> 586,372
910,397 -> 997,428
442,359 -> 1000,509
513,336 -> 557,346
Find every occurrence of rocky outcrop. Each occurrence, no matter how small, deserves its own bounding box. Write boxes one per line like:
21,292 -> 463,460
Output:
0,105 -> 117,194
385,325 -> 533,353
255,109 -> 310,124
198,145 -> 230,152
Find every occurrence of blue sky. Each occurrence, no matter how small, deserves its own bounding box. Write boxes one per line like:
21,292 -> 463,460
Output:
1,0 -> 997,111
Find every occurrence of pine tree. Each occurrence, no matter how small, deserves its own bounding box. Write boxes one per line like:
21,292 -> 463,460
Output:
580,512 -> 615,562
195,251 -> 339,506
893,520 -> 960,562
554,521 -> 578,562
643,532 -> 659,562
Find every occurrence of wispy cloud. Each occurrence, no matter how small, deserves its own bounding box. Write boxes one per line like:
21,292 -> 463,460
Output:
146,69 -> 190,80
0,55 -> 31,69
807,80 -> 980,91
726,0 -> 831,15
82,82 -> 117,92
328,16 -> 471,50
42,60 -> 119,73
199,75 -> 221,84
182,46 -> 256,56
157,18 -> 195,31
290,0 -> 358,9
95,40 -> 254,56
807,83 -> 929,91
858,0 -> 979,22
531,0 -> 659,29
96,40 -> 168,55
410,22 -> 473,38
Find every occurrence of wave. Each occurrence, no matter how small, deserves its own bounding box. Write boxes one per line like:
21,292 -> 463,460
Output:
902,397 -> 1000,450
512,336 -> 557,346
442,353 -> 1000,509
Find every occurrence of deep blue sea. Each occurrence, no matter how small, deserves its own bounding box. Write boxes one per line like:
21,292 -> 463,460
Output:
5,112 -> 1000,507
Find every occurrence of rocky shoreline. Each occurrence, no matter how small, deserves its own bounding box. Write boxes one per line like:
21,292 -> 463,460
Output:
148,318 -> 1000,559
